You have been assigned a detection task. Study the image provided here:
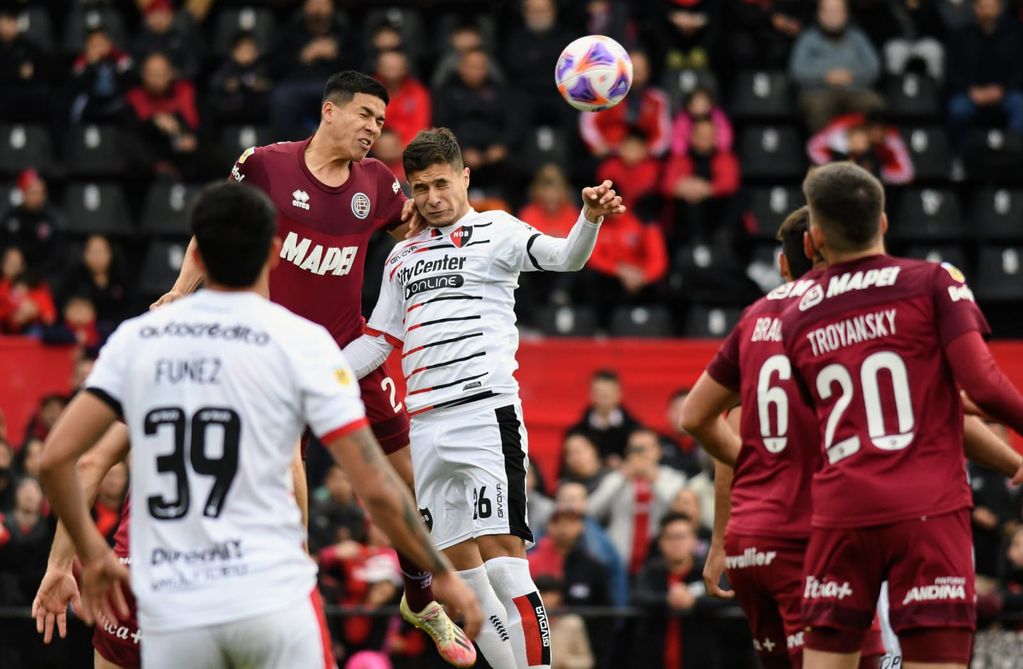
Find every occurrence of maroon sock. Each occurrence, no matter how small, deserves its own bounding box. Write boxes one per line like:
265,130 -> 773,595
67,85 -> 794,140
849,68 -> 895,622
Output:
398,552 -> 435,612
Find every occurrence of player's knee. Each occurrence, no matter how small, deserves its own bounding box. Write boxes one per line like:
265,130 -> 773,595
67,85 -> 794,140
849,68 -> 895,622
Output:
804,626 -> 867,655
898,627 -> 971,665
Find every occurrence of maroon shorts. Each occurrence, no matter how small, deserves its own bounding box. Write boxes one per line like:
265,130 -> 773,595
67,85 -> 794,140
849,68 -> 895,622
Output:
726,533 -> 885,664
359,365 -> 410,454
802,509 -> 975,637
92,559 -> 141,669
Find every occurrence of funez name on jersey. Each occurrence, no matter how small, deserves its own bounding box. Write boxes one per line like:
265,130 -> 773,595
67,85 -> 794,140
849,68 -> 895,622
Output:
396,255 -> 467,285
155,357 -> 222,385
806,309 -> 897,357
140,322 -> 269,345
280,231 -> 358,276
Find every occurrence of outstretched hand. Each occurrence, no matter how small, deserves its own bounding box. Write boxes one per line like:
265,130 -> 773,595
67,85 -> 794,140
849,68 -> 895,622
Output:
581,180 -> 626,223
78,550 -> 131,627
32,566 -> 82,643
702,542 -> 735,599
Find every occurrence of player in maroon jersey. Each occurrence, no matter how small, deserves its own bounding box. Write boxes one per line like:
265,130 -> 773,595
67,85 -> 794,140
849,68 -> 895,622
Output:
780,162 -> 1023,669
149,71 -> 476,666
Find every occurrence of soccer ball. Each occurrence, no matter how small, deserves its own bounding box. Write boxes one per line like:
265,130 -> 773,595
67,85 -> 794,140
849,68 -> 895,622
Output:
555,35 -> 633,112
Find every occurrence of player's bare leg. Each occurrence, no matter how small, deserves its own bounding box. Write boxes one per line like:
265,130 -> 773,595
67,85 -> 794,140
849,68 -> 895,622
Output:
388,446 -> 476,667
94,650 -> 127,669
804,648 -> 861,669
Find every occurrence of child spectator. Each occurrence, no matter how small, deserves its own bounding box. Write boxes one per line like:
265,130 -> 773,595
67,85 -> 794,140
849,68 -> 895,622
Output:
596,131 -> 663,221
0,246 -> 56,335
207,32 -> 273,124
580,50 -> 672,158
373,49 -> 430,147
807,111 -> 914,184
0,169 -> 66,277
59,234 -> 130,330
669,86 -> 733,156
69,25 -> 133,123
41,294 -> 103,348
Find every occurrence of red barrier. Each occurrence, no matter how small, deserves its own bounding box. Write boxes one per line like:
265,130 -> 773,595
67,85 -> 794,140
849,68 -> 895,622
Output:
4,337 -> 1023,483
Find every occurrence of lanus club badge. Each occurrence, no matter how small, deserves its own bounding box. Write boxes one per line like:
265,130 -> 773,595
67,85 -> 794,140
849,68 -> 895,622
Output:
451,226 -> 473,248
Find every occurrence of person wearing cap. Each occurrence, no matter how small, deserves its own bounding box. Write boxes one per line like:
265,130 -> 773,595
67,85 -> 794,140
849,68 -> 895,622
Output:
0,168 -> 66,276
131,0 -> 202,80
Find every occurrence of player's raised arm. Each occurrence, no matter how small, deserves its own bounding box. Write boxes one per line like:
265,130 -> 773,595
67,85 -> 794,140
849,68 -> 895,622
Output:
342,254 -> 404,378
963,415 -> 1023,483
678,372 -> 741,466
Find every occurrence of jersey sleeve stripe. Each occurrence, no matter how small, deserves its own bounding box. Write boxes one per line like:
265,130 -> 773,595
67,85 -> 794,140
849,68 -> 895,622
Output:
85,387 -> 124,418
407,372 -> 489,395
525,233 -> 544,271
406,315 -> 482,332
406,294 -> 483,314
407,351 -> 487,378
402,332 -> 484,358
318,417 -> 371,443
364,327 -> 403,348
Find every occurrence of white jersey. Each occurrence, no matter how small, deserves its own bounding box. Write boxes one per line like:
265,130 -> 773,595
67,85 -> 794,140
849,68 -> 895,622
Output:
85,290 -> 367,633
367,209 -> 564,416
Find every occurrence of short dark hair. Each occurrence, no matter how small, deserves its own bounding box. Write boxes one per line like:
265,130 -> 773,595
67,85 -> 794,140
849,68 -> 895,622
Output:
659,511 -> 694,535
802,162 -> 885,252
322,70 -> 389,107
403,127 -> 464,179
591,369 -> 619,384
776,206 -> 813,279
190,182 -> 277,287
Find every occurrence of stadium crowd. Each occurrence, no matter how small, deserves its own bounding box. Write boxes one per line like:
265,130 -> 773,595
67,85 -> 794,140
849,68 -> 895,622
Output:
1,0 -> 1023,667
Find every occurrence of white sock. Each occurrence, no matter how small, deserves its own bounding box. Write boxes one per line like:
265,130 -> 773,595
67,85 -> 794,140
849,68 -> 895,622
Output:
458,566 -> 518,669
485,556 -> 552,669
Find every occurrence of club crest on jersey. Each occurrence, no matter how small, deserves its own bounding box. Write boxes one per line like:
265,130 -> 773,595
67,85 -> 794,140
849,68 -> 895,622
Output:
451,226 -> 473,248
351,192 -> 371,220
292,190 -> 310,211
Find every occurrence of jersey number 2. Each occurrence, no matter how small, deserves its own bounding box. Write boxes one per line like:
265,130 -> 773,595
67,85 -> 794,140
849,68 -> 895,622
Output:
144,406 -> 241,520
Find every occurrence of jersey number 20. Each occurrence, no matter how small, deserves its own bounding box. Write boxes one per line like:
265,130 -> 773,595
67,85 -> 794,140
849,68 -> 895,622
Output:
144,406 -> 241,520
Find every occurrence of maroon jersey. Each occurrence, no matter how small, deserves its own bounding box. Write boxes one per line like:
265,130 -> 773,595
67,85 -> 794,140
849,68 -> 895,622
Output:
781,255 -> 989,529
113,493 -> 129,558
707,280 -> 822,539
231,139 -> 406,345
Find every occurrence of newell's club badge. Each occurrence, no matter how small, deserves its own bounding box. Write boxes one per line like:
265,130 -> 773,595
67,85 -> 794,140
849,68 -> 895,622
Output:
451,226 -> 473,248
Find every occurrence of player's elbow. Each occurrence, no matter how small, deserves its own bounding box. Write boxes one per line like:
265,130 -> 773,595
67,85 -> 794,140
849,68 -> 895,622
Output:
678,401 -> 711,439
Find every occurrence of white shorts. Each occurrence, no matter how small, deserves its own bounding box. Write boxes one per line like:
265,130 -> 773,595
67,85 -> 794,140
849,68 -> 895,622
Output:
141,589 -> 334,669
410,396 -> 533,550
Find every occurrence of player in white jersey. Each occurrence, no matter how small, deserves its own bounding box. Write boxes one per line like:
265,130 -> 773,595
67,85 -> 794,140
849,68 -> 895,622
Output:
342,128 -> 625,669
39,182 -> 481,669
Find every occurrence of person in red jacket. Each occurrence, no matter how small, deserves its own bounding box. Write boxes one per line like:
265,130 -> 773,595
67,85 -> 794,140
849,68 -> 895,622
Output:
807,110 -> 914,184
374,49 -> 430,147
0,246 -> 56,335
661,118 -> 740,249
583,209 -> 669,329
597,131 -> 664,220
579,50 -> 672,157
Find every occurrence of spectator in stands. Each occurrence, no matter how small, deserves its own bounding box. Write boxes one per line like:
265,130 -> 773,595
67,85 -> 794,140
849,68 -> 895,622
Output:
554,481 -> 628,606
373,49 -> 430,147
368,129 -> 405,183
41,294 -> 103,348
568,370 -> 642,464
589,428 -> 688,575
433,47 -> 517,194
998,526 -> 1023,617
21,393 -> 65,444
92,461 -> 126,544
534,575 -> 595,669
580,50 -> 672,158
0,169 -> 66,276
12,437 -> 41,479
68,25 -> 133,123
431,22 -> 505,89
131,0 -> 201,80
946,0 -> 1023,156
789,0 -> 883,132
503,0 -> 576,130
641,0 -> 719,73
559,431 -> 611,493
579,0 -> 633,45
309,463 -> 366,554
659,388 -> 705,478
207,31 -> 272,124
59,234 -> 130,330
632,513 -> 730,669
669,86 -> 733,157
528,461 -> 555,532
0,246 -> 56,335
883,0 -> 946,80
581,208 -> 669,329
68,351 -> 96,396
970,422 -> 1020,579
0,439 -> 14,511
124,50 -> 200,178
670,487 -> 712,545
0,4 -> 52,124
807,110 -> 915,184
0,477 -> 52,605
727,0 -> 809,68
269,0 -> 350,139
662,117 -> 741,248
596,131 -> 663,221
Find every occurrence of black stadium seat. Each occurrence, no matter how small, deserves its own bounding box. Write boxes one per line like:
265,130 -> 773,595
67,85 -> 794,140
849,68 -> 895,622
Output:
899,126 -> 951,182
965,128 -> 1023,184
739,125 -> 806,181
65,125 -> 125,177
610,305 -> 674,337
0,123 -> 53,176
890,188 -> 964,242
971,188 -> 1023,243
140,181 -> 200,237
974,245 -> 1023,302
212,7 -> 277,56
217,124 -> 275,160
519,126 -> 569,174
63,183 -> 132,237
537,305 -> 598,337
138,240 -> 188,297
19,6 -> 54,51
683,305 -> 741,338
904,246 -> 970,274
745,186 -> 804,240
885,73 -> 941,120
729,70 -> 794,120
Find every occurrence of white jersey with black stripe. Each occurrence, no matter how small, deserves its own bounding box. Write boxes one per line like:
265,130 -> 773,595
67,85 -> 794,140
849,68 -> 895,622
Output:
366,209 -> 547,415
